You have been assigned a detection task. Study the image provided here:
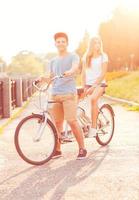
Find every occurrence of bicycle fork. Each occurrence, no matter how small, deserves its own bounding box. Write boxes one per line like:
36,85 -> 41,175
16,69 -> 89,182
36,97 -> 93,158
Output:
97,111 -> 110,133
33,113 -> 48,142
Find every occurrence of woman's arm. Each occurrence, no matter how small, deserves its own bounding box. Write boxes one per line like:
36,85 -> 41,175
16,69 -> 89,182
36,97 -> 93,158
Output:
81,61 -> 86,87
93,61 -> 108,86
85,61 -> 108,95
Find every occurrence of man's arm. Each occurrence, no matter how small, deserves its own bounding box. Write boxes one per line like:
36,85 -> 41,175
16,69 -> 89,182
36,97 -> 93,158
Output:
64,62 -> 79,77
64,54 -> 80,77
40,73 -> 53,83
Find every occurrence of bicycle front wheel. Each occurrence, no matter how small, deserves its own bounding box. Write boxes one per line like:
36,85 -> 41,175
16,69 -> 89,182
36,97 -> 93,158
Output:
15,114 -> 57,165
96,104 -> 115,146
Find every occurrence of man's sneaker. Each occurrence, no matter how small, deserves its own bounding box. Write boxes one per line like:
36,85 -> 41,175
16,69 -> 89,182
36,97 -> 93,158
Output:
52,150 -> 62,159
87,127 -> 97,138
77,148 -> 87,160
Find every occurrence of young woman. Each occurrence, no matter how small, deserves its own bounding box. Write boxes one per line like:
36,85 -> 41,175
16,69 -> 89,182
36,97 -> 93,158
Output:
82,36 -> 108,137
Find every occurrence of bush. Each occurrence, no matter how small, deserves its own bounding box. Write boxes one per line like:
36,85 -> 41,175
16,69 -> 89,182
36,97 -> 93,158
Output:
106,71 -> 129,81
76,71 -> 129,86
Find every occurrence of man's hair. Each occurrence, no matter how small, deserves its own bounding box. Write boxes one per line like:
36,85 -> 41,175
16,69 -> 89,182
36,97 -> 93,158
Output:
54,32 -> 68,42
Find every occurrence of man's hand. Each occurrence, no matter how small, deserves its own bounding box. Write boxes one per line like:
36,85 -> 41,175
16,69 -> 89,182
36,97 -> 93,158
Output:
39,73 -> 54,83
39,77 -> 49,82
63,70 -> 74,77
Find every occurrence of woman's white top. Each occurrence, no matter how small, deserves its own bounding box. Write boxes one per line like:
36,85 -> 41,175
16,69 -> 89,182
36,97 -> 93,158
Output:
85,53 -> 108,85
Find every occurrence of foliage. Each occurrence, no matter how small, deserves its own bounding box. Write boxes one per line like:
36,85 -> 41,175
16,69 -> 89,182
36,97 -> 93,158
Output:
0,57 -> 7,72
76,30 -> 90,58
126,105 -> 139,112
7,51 -> 44,75
99,7 -> 139,71
106,71 -> 139,103
105,71 -> 129,81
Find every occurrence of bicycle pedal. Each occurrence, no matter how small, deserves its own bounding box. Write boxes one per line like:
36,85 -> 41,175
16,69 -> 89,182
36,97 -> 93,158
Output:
61,138 -> 74,143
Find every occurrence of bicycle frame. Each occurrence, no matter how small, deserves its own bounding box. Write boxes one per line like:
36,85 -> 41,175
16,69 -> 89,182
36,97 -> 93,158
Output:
32,75 -> 63,141
32,77 -> 114,141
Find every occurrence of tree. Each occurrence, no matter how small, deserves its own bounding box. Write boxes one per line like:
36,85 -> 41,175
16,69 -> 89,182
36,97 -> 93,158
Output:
8,51 -> 44,75
76,30 -> 90,58
75,31 -> 90,85
99,6 -> 139,71
0,57 -> 7,73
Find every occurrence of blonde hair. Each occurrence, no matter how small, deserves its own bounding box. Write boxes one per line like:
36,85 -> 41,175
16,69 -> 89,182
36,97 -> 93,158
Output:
83,36 -> 103,68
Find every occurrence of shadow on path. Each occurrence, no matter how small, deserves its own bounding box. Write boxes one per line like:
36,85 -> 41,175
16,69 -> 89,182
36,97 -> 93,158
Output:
2,146 -> 109,200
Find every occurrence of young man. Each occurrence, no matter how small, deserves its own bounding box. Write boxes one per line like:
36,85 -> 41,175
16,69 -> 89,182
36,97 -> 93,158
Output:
48,32 -> 87,159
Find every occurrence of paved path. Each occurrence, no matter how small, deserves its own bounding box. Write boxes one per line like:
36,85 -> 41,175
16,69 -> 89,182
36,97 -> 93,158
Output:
0,96 -> 139,200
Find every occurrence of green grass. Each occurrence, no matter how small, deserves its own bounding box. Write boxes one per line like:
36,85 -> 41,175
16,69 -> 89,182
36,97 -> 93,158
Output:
122,104 -> 139,112
106,71 -> 139,104
127,105 -> 139,111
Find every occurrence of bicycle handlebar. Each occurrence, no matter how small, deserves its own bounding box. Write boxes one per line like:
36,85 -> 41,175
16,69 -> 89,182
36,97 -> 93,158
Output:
32,75 -> 64,92
33,75 -> 108,93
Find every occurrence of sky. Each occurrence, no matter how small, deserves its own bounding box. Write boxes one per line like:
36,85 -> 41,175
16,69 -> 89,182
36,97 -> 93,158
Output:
0,0 -> 138,63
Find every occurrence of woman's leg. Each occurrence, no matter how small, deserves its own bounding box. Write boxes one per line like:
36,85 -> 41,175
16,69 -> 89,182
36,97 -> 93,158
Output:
90,87 -> 104,128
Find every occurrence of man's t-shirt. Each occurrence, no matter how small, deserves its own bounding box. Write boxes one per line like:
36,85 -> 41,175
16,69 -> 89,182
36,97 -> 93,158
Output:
49,53 -> 80,95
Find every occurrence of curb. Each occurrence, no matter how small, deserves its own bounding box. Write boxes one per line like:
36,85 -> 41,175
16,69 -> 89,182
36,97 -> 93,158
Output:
0,98 -> 32,134
104,94 -> 139,107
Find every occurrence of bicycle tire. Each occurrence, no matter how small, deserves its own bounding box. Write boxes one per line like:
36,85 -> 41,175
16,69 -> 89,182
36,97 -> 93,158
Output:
14,114 -> 57,165
96,104 -> 115,146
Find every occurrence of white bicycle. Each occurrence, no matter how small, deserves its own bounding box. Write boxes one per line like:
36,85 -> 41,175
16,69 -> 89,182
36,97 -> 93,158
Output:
14,75 -> 115,165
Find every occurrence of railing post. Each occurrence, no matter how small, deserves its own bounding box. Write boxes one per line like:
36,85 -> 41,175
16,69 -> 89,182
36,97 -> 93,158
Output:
11,80 -> 16,109
0,77 -> 11,118
22,78 -> 28,101
31,78 -> 35,94
32,78 -> 37,93
15,78 -> 23,107
0,80 -> 3,118
28,78 -> 32,97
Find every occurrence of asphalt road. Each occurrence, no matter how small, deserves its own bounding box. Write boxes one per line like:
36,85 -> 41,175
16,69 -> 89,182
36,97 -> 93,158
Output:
0,96 -> 139,200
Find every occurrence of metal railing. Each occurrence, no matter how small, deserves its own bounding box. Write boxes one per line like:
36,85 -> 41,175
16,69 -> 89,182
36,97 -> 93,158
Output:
11,80 -> 16,109
0,77 -> 37,118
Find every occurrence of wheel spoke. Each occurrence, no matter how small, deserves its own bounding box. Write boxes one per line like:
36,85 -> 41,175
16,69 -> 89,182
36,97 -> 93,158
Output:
15,115 -> 56,165
96,104 -> 115,146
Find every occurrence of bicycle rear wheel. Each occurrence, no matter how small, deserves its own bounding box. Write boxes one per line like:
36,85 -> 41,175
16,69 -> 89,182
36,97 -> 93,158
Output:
15,114 -> 57,165
96,104 -> 115,146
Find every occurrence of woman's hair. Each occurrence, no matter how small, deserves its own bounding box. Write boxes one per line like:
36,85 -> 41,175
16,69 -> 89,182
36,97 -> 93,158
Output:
83,35 -> 103,68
